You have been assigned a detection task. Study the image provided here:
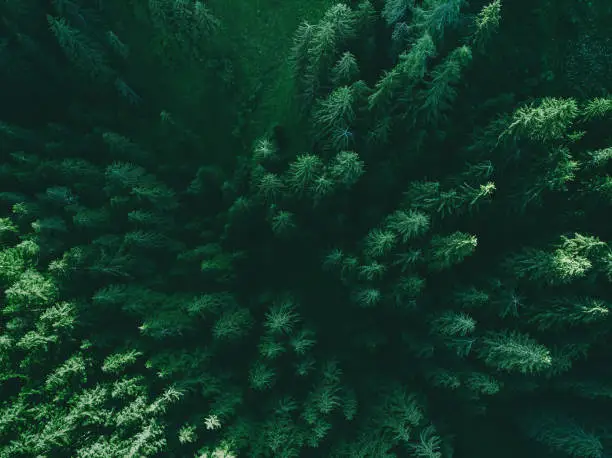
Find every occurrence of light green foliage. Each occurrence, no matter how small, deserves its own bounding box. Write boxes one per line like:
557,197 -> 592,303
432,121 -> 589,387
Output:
313,86 -> 355,138
465,372 -> 502,395
295,356 -> 316,378
290,328 -> 317,355
328,150 -> 365,187
289,21 -> 316,79
427,232 -> 477,270
147,385 -> 184,415
379,387 -> 424,442
291,3 -> 357,105
0,244 -> 29,286
12,201 -> 41,220
393,249 -> 422,272
500,97 -> 580,143
16,330 -> 57,354
364,228 -> 397,258
139,308 -> 193,339
311,4 -> 357,64
478,330 -> 552,374
69,385 -> 114,427
145,347 -> 213,381
287,153 -> 324,193
472,0 -> 502,51
102,349 -> 144,374
585,146 -> 612,168
331,51 -> 360,86
256,171 -> 285,203
369,32 -> 436,111
459,181 -> 496,210
560,232 -> 610,258
258,334 -> 286,359
518,147 -> 578,209
311,173 -> 336,201
5,269 -> 59,313
582,97 -> 612,120
45,356 -> 87,395
588,175 -> 612,202
258,398 -> 303,454
409,424 -> 443,458
385,209 -> 431,242
506,244 -> 593,285
358,261 -> 387,280
253,136 -> 278,163
302,361 -> 343,434
403,180 -> 441,210
178,423 -> 198,444
353,287 -> 382,307
323,248 -> 344,270
315,3 -> 356,50
196,444 -> 237,458
112,376 -> 148,400
264,297 -> 300,335
528,297 -> 610,331
38,301 -> 76,334
213,307 -> 253,341
31,216 -> 68,235
420,45 -> 472,123
427,368 -> 461,390
187,292 -> 236,316
249,360 -> 276,390
430,311 -> 476,336
125,420 -> 168,457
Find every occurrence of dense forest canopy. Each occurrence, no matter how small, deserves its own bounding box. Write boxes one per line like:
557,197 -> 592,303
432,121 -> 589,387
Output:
1,0 -> 612,457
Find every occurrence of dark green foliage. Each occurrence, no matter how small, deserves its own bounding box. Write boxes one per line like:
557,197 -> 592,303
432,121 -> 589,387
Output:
47,14 -> 111,82
2,0 -> 612,457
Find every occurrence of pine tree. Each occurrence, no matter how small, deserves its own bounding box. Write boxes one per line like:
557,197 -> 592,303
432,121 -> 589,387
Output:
47,15 -> 110,81
478,330 -> 552,374
524,413 -> 604,458
381,0 -> 414,26
472,0 -> 502,52
420,45 -> 472,124
313,86 -> 356,139
427,232 -> 477,271
331,51 -> 360,87
411,0 -> 467,42
500,97 -> 579,143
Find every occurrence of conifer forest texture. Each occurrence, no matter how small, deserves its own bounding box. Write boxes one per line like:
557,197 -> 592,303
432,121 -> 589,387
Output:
2,0 -> 612,457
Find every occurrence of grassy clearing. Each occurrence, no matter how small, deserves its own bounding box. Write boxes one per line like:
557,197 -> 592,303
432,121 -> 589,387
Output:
209,0 -> 336,147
